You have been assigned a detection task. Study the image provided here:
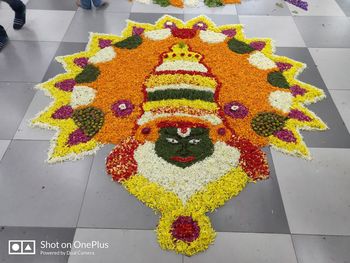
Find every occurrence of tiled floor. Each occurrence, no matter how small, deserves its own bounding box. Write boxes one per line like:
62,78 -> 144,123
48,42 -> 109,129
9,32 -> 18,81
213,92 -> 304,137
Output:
0,0 -> 350,262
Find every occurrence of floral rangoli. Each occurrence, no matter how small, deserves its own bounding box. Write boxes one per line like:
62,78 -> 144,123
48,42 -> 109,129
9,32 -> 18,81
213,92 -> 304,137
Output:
32,15 -> 327,256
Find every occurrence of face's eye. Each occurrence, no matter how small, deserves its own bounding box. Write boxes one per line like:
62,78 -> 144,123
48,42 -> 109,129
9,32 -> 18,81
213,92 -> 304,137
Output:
166,138 -> 179,144
189,139 -> 201,145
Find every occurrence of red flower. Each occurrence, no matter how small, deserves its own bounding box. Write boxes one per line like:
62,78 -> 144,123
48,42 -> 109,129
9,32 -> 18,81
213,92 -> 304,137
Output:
106,138 -> 139,182
228,137 -> 270,180
171,216 -> 200,243
171,28 -> 197,39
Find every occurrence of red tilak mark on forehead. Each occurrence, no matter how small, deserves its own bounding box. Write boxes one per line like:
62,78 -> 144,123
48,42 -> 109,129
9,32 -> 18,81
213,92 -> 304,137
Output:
177,127 -> 191,138
180,127 -> 189,134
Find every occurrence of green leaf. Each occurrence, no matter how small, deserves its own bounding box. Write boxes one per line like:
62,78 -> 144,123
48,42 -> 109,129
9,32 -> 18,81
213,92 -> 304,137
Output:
204,0 -> 223,7
114,35 -> 143,50
267,71 -> 290,88
153,0 -> 170,7
72,107 -> 105,137
75,64 -> 100,83
228,38 -> 255,54
251,112 -> 288,137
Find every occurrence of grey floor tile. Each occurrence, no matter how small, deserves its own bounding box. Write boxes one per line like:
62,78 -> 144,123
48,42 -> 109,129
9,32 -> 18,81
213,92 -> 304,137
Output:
184,233 -> 297,263
14,91 -> 56,141
0,82 -> 35,140
0,9 -> 13,30
330,90 -> 350,133
129,12 -> 184,23
272,148 -> 350,235
309,48 -> 350,90
239,15 -> 305,47
275,47 -> 350,148
104,0 -> 133,13
0,226 -> 75,263
184,14 -> 239,25
236,0 -> 291,16
336,0 -> 350,16
68,229 -> 182,263
63,10 -> 129,42
292,234 -> 350,263
0,140 -> 10,161
294,16 -> 350,48
183,3 -> 237,15
6,10 -> 75,42
210,148 -> 290,233
306,96 -> 350,148
286,0 -> 345,16
27,0 -> 78,10
78,145 -> 158,229
0,41 -> 59,82
42,42 -> 87,82
0,140 -> 93,227
131,1 -> 183,14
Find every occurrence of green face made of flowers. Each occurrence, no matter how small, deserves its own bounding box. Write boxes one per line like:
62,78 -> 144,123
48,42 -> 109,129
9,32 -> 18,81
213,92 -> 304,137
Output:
155,127 -> 214,168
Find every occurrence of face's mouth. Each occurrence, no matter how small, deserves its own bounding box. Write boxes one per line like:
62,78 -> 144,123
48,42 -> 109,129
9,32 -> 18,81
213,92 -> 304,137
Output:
171,156 -> 196,163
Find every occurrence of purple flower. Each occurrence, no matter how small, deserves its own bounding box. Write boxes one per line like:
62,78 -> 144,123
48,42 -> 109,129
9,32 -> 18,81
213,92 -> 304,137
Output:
98,39 -> 112,49
111,100 -> 134,117
67,129 -> 91,146
290,85 -> 307,97
276,62 -> 292,72
285,0 -> 308,11
55,79 -> 76,92
274,129 -> 297,143
132,26 -> 145,36
250,41 -> 266,51
221,29 -> 236,37
288,109 -> 312,122
224,102 -> 249,119
52,106 -> 74,119
192,22 -> 208,31
74,57 -> 88,68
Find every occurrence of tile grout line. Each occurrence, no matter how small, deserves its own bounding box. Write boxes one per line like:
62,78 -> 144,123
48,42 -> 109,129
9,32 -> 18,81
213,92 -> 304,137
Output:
290,234 -> 301,263
75,156 -> 96,229
54,9 -> 78,44
66,155 -> 96,262
0,139 -> 12,164
0,84 -> 37,160
267,149 -> 292,235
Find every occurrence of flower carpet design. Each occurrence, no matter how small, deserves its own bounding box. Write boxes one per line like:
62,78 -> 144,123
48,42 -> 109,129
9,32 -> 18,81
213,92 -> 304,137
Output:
32,15 -> 327,256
